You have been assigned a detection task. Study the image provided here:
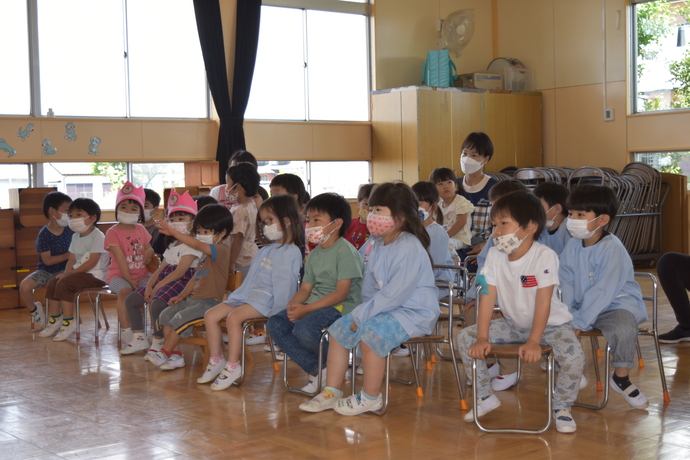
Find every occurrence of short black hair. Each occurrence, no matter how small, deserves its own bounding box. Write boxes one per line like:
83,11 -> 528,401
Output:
144,188 -> 161,208
488,180 -> 527,202
69,198 -> 101,223
461,132 -> 494,160
193,195 -> 218,210
491,191 -> 545,240
305,193 -> 352,238
229,149 -> 258,169
42,191 -> 72,218
429,167 -> 456,184
191,204 -> 233,237
357,183 -> 376,202
257,186 -> 269,201
270,174 -> 307,204
566,185 -> 618,221
227,163 -> 260,197
534,182 -> 569,217
411,181 -> 443,225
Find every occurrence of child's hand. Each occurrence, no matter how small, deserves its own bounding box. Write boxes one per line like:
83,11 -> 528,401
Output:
144,286 -> 153,302
468,338 -> 491,359
156,219 -> 174,235
350,321 -> 358,332
467,242 -> 486,256
126,278 -> 138,291
518,341 -> 542,364
287,303 -> 307,322
573,328 -> 581,338
168,295 -> 183,305
55,273 -> 65,280
462,299 -> 475,316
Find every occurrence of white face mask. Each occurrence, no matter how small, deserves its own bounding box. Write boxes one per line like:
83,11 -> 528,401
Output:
461,156 -> 484,175
56,212 -> 70,228
196,234 -> 216,244
418,208 -> 430,222
117,211 -> 140,225
566,217 -> 600,240
263,223 -> 284,241
169,221 -> 190,235
493,230 -> 525,255
144,209 -> 154,221
544,206 -> 556,230
69,217 -> 91,234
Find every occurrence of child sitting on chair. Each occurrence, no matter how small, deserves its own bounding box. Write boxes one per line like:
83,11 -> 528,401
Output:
559,185 -> 649,410
456,191 -> 584,433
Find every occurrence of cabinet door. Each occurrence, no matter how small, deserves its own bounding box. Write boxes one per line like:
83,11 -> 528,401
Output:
417,90 -> 452,183
372,91 -> 404,183
451,91 -> 483,177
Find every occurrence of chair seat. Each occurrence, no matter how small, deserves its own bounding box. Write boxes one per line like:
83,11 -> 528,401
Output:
406,335 -> 445,343
579,329 -> 603,337
489,343 -> 552,357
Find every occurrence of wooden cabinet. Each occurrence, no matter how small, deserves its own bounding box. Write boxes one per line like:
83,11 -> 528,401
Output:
0,209 -> 18,309
371,87 -> 542,183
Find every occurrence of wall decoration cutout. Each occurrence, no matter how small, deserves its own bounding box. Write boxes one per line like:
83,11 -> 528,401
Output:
42,139 -> 57,155
17,123 -> 34,141
64,122 -> 77,142
0,139 -> 18,158
89,137 -> 101,155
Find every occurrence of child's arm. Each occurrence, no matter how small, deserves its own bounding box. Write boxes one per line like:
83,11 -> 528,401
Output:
228,232 -> 244,273
445,212 -> 469,239
67,252 -> 101,276
517,285 -> 552,363
288,279 -> 352,322
55,253 -> 77,279
144,260 -> 167,301
39,250 -> 70,267
152,254 -> 197,295
468,284 -> 497,359
108,245 -> 137,289
272,249 -> 302,315
288,282 -> 313,307
143,244 -> 154,265
168,276 -> 195,305
156,220 -> 216,256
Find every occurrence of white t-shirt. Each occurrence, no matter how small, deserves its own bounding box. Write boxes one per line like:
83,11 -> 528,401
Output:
163,242 -> 203,267
439,194 -> 475,250
69,228 -> 110,282
484,241 -> 573,329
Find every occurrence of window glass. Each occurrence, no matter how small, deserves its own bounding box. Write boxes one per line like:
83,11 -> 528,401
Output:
634,151 -> 690,188
0,165 -> 31,209
127,0 -> 207,118
634,1 -> 690,112
131,163 -> 186,201
37,0 -> 127,117
245,7 -> 306,120
310,161 -> 369,198
0,0 -> 31,115
306,10 -> 369,121
42,162 -> 124,210
261,160 -> 309,194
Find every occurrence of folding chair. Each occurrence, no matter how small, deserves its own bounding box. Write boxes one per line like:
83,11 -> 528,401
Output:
281,328 -> 329,397
74,286 -> 115,344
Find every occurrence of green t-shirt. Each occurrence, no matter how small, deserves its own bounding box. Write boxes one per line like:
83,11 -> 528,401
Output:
303,237 -> 365,315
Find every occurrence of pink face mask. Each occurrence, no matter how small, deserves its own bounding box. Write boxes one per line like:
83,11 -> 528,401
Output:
367,213 -> 395,236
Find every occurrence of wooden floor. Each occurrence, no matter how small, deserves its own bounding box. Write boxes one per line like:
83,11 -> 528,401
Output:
1,270 -> 690,459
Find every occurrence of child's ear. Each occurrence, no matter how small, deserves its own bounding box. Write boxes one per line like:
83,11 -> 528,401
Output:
598,214 -> 611,226
525,220 -> 538,235
333,218 -> 344,230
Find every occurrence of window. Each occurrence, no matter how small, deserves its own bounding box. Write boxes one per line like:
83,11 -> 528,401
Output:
245,3 -> 369,122
310,161 -> 370,198
66,183 -> 94,199
131,162 -> 186,201
0,0 -> 31,115
42,162 -> 123,210
633,1 -> 690,113
634,150 -> 690,187
0,164 -> 31,209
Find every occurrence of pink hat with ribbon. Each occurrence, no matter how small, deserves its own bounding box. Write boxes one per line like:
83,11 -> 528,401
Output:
116,181 -> 145,208
167,190 -> 198,217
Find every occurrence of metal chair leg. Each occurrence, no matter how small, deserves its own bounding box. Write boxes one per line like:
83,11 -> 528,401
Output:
574,343 -> 611,410
635,337 -> 644,368
590,336 -> 602,391
283,329 -> 329,397
369,353 -> 392,416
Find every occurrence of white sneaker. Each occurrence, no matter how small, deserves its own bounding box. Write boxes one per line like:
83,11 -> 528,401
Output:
579,374 -> 588,390
210,364 -> 242,390
356,364 -> 363,375
121,328 -> 134,346
299,388 -> 341,413
245,333 -> 266,345
491,372 -> 518,391
160,354 -> 185,370
31,302 -> 45,329
146,350 -> 169,367
145,338 -> 165,360
39,315 -> 63,338
464,394 -> 501,422
301,368 -> 327,394
120,334 -> 150,355
274,351 -> 290,361
610,375 -> 649,409
197,358 -> 227,384
53,319 -> 77,342
264,343 -> 281,352
553,409 -> 577,433
487,362 -> 500,379
333,392 -> 383,416
392,345 -> 409,357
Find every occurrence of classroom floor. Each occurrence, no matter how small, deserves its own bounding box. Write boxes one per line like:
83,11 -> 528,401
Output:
1,270 -> 689,459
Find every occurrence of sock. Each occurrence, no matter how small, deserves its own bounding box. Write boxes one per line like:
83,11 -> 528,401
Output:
171,351 -> 182,356
209,356 -> 222,366
62,316 -> 74,324
361,389 -> 379,401
226,361 -> 240,370
122,327 -> 132,334
160,347 -> 172,357
612,373 -> 640,397
324,386 -> 343,398
132,332 -> 146,340
29,306 -> 37,313
49,314 -> 61,324
152,337 -> 164,347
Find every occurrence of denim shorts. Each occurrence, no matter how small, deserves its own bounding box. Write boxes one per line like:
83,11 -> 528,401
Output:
328,312 -> 409,358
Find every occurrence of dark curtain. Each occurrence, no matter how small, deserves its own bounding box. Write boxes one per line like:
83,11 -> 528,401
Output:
193,0 -> 262,184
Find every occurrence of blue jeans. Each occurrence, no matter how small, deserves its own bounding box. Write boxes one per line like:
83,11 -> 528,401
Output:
267,306 -> 342,375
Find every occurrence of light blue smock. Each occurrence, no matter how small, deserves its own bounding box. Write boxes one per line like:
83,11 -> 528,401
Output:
538,221 -> 572,256
426,222 -> 455,298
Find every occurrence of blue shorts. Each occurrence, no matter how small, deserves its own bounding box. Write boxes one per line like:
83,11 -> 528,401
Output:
328,312 -> 409,358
